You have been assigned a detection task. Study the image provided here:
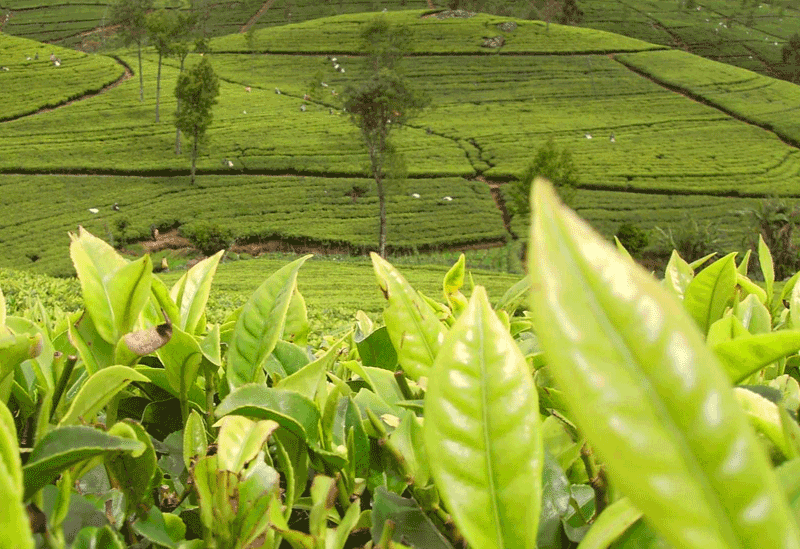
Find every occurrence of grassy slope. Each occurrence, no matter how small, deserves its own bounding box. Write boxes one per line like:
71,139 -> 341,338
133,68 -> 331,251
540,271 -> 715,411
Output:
0,9 -> 799,276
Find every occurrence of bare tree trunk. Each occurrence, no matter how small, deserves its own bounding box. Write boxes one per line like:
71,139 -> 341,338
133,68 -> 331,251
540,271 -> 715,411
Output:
191,127 -> 198,184
175,57 -> 185,154
373,133 -> 387,258
155,53 -> 162,122
137,42 -> 144,102
377,173 -> 386,258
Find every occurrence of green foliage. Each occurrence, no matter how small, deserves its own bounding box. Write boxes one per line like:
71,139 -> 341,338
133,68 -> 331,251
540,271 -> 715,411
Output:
614,222 -> 649,257
505,139 -> 578,219
175,56 -> 220,183
653,213 -> 725,262
7,188 -> 800,547
738,197 -> 800,281
179,220 -> 234,256
782,32 -> 800,82
343,14 -> 429,257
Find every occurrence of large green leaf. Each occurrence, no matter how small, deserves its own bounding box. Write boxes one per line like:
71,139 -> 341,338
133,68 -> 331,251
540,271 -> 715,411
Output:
662,250 -> 693,301
5,316 -> 54,392
69,228 -> 128,344
714,331 -> 800,383
58,366 -> 148,426
105,420 -> 158,514
371,486 -> 454,549
683,252 -> 737,335
0,332 -> 41,388
215,384 -> 321,446
577,498 -> 642,549
105,255 -> 153,340
283,288 -> 310,347
170,250 -> 224,335
528,180 -> 800,549
277,335 -> 347,400
183,409 -> 208,471
758,234 -> 775,308
23,426 -> 145,500
214,415 -> 279,474
424,286 -> 542,549
157,325 -> 203,405
226,255 -> 311,389
0,400 -> 33,549
372,253 -> 446,381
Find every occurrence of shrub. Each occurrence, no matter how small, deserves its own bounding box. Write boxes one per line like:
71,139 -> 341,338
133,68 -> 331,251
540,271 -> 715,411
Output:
615,222 -> 649,257
179,220 -> 235,255
737,197 -> 800,280
505,138 -> 578,220
653,213 -> 724,262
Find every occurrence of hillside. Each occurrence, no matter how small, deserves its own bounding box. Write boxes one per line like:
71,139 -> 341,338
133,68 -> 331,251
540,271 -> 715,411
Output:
0,10 -> 799,277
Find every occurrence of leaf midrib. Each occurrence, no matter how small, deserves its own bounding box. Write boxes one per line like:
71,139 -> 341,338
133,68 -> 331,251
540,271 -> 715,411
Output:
477,307 -> 504,549
557,219 -> 743,549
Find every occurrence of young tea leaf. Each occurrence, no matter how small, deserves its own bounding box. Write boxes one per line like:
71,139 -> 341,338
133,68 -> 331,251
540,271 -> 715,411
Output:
372,253 -> 446,381
529,180 -> 800,549
226,255 -> 311,390
424,286 -> 542,549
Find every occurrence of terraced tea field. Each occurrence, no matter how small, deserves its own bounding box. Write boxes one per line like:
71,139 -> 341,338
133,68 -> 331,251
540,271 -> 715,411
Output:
1,9 -> 800,277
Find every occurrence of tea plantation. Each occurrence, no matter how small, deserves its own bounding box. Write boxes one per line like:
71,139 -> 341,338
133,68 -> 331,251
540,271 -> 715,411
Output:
1,8 -> 800,277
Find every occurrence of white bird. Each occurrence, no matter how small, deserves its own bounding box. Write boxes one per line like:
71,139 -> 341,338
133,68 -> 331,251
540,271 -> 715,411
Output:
243,110 -> 247,114
334,64 -> 340,70
442,196 -> 453,201
585,133 -> 592,139
411,193 -> 420,198
339,68 -> 345,73
331,57 -> 337,62
321,82 -> 328,87
88,208 -> 99,214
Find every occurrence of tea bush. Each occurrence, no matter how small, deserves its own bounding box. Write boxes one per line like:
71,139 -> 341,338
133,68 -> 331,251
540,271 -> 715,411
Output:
3,181 -> 800,548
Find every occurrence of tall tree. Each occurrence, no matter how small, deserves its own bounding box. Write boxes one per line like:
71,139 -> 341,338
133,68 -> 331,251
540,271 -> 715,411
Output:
146,9 -> 178,123
111,0 -> 153,102
171,13 -> 199,154
782,33 -> 800,84
343,15 -> 427,258
174,56 -> 219,185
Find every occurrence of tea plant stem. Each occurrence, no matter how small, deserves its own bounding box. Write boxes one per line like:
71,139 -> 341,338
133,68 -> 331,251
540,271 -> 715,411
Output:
580,442 -> 608,520
204,367 -> 215,427
336,474 -> 351,509
50,354 -> 77,423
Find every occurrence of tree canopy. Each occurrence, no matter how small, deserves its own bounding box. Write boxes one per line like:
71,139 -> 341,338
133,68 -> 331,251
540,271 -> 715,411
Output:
175,56 -> 219,184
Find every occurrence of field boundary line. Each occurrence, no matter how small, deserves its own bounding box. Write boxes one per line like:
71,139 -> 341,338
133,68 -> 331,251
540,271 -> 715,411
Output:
612,54 -> 800,152
240,0 -> 277,34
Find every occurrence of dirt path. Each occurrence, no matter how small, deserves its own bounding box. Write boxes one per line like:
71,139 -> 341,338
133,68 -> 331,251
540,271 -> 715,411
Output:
241,0 -> 277,33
